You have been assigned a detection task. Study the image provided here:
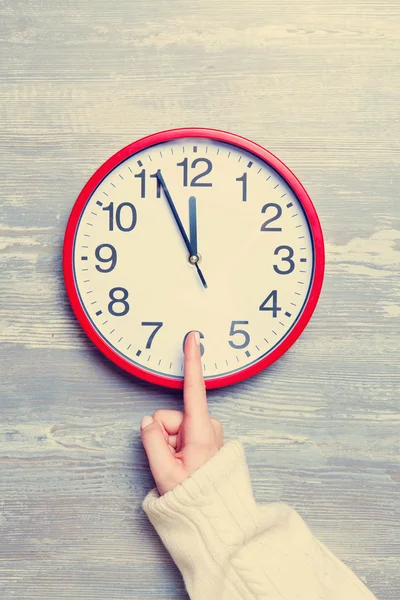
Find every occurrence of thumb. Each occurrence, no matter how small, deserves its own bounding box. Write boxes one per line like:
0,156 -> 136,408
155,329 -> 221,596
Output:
140,416 -> 176,488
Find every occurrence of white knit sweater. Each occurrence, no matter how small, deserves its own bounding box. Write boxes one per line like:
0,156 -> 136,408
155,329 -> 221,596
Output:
143,440 -> 377,600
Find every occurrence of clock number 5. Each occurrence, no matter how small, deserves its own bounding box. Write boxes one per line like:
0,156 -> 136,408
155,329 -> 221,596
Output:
177,158 -> 213,187
273,246 -> 295,274
229,321 -> 250,349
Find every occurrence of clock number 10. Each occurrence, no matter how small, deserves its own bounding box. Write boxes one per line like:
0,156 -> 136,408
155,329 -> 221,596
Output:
103,202 -> 137,232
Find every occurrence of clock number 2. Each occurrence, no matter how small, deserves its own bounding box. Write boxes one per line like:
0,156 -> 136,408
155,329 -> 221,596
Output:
108,287 -> 130,316
273,246 -> 295,274
177,158 -> 213,187
260,203 -> 282,232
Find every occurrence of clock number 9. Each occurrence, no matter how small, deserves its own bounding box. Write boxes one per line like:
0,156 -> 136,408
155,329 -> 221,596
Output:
273,246 -> 295,274
183,331 -> 205,356
177,158 -> 213,187
108,287 -> 129,316
260,203 -> 282,232
103,202 -> 137,232
228,321 -> 250,349
95,244 -> 117,273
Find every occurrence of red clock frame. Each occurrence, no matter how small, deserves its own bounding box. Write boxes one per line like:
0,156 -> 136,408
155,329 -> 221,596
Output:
63,127 -> 325,389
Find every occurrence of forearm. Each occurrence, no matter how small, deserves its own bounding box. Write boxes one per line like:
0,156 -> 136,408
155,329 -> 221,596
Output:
143,441 -> 377,600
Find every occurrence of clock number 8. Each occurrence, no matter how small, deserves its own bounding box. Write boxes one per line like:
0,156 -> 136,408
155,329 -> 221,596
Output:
108,287 -> 129,316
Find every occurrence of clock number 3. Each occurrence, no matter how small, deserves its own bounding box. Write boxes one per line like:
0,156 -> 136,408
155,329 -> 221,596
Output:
273,246 -> 295,274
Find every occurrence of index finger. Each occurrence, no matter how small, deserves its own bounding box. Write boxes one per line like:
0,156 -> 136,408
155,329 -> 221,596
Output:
183,331 -> 209,422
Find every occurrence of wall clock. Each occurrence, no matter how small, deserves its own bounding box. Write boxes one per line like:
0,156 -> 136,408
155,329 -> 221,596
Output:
63,128 -> 324,389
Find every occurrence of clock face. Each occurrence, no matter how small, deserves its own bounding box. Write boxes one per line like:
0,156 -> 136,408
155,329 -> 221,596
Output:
64,128 -> 324,389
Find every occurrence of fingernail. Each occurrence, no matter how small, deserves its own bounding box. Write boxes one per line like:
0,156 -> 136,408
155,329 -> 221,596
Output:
140,416 -> 153,430
194,331 -> 200,346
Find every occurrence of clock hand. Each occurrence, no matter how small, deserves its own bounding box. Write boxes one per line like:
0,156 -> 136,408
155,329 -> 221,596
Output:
157,171 -> 207,289
188,195 -> 198,256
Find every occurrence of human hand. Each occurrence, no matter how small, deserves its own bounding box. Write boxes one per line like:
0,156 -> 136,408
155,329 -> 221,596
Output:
140,331 -> 223,495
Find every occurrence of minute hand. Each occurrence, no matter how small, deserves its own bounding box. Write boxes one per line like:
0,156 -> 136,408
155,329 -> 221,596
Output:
156,171 -> 207,289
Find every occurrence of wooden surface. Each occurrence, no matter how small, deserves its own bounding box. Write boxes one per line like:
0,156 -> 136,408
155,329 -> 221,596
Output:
1,1 -> 399,598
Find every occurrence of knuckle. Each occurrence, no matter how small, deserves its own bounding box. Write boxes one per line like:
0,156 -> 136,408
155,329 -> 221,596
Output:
153,409 -> 164,421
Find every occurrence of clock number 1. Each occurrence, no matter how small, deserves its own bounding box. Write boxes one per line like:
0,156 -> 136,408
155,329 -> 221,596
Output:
236,173 -> 247,202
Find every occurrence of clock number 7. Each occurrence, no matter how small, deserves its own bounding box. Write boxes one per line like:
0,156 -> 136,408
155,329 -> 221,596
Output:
141,322 -> 163,349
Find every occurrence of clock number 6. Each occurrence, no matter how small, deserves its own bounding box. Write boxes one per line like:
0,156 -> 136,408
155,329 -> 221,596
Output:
183,331 -> 205,356
108,287 -> 130,316
273,246 -> 295,274
229,321 -> 250,349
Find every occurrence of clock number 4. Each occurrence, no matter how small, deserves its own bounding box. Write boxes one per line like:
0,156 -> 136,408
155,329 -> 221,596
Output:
177,158 -> 213,187
103,202 -> 137,232
259,290 -> 281,318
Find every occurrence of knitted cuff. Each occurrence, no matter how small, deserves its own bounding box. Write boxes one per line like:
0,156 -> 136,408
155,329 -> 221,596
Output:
142,440 -> 259,564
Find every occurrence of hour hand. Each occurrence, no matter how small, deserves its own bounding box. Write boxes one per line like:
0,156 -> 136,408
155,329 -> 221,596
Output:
189,196 -> 198,257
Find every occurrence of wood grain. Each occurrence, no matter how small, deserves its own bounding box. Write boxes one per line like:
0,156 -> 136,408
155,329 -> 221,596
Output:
1,1 -> 399,599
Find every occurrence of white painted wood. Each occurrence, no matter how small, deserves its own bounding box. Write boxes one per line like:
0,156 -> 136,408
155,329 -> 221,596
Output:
1,1 -> 399,598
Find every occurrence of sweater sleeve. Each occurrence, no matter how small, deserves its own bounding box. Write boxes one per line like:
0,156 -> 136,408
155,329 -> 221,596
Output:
142,441 -> 377,600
